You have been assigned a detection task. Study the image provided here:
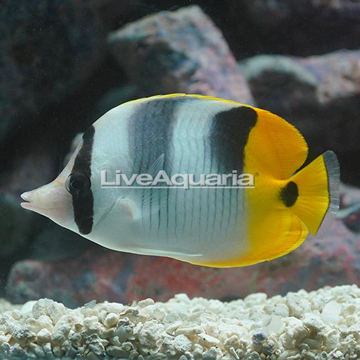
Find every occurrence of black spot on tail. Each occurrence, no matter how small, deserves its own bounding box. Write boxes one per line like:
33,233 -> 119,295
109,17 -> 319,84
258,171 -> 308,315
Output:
72,126 -> 95,235
280,181 -> 298,207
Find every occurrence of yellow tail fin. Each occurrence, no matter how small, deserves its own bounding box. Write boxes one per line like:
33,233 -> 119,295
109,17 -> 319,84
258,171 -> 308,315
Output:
287,150 -> 340,236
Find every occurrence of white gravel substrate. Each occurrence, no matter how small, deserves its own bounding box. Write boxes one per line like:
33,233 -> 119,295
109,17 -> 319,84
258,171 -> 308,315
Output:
1,285 -> 360,360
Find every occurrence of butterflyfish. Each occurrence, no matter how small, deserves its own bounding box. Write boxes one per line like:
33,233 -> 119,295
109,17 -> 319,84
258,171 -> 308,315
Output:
21,94 -> 340,267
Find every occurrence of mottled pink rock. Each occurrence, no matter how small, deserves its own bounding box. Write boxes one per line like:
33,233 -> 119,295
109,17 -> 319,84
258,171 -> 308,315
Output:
242,0 -> 360,26
242,51 -> 360,163
0,142 -> 57,258
297,51 -> 360,105
0,0 -> 106,142
341,183 -> 360,206
6,247 -> 135,308
227,0 -> 360,57
338,183 -> 360,234
108,5 -> 254,104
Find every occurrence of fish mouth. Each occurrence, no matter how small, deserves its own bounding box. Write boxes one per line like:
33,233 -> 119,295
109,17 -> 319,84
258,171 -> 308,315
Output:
20,191 -> 33,209
20,191 -> 54,211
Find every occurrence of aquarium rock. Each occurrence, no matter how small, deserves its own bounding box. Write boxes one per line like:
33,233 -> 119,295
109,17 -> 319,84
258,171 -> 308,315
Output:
0,0 -> 106,141
29,224 -> 91,262
0,193 -> 34,258
5,247 -> 134,308
338,183 -> 360,233
94,85 -> 138,121
0,140 -> 59,272
108,5 -> 254,105
242,50 -> 360,157
1,285 -> 360,359
228,0 -> 360,57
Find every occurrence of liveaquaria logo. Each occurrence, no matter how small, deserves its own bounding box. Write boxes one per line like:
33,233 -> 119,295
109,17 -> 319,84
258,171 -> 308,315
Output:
101,170 -> 255,190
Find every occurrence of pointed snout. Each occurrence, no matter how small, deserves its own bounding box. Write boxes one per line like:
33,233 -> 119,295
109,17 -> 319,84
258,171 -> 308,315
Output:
20,180 -> 73,227
21,187 -> 54,211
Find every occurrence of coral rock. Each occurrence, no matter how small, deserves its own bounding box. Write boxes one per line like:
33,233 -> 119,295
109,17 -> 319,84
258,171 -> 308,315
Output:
108,5 -> 254,104
227,0 -> 360,56
0,0 -> 105,141
242,51 -> 360,159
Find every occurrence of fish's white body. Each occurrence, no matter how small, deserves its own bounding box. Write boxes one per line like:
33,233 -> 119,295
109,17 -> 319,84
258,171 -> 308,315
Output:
87,97 -> 247,264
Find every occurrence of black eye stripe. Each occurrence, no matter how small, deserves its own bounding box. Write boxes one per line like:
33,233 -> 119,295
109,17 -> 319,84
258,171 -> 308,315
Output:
71,126 -> 95,235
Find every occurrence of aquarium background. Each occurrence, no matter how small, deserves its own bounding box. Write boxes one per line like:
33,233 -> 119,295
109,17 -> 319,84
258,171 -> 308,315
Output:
0,0 -> 360,310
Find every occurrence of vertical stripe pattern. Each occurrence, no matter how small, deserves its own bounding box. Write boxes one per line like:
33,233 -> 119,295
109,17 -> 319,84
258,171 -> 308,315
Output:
72,125 -> 95,235
210,106 -> 258,176
127,97 -> 194,236
86,96 -> 261,264
210,106 -> 258,240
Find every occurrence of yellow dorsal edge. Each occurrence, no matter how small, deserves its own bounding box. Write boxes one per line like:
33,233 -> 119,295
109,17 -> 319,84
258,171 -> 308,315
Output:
118,93 -> 247,107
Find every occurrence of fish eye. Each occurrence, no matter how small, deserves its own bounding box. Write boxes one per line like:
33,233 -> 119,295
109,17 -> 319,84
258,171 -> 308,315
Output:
66,172 -> 91,197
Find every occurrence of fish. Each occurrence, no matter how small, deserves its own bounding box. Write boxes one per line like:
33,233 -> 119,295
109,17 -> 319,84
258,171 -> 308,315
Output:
20,94 -> 340,267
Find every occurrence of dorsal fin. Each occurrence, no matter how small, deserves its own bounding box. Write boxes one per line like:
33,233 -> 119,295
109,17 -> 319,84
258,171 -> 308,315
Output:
244,107 -> 308,179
